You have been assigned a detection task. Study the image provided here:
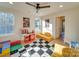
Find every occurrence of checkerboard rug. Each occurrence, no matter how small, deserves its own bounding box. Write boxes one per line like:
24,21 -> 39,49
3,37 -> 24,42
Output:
11,39 -> 54,57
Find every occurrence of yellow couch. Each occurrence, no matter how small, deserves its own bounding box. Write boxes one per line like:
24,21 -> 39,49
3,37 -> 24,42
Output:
36,32 -> 53,42
51,43 -> 79,57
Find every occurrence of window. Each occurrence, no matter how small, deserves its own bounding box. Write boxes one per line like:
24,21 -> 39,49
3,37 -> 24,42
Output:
35,17 -> 42,33
0,12 -> 14,36
45,19 -> 49,28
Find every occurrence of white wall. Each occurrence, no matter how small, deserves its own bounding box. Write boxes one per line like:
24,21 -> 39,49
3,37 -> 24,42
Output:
0,6 -> 35,42
41,7 -> 79,43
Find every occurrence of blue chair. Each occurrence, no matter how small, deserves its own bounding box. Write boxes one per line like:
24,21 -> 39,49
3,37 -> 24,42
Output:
71,41 -> 79,48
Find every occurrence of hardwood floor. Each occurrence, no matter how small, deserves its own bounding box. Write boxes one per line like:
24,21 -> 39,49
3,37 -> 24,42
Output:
49,38 -> 68,46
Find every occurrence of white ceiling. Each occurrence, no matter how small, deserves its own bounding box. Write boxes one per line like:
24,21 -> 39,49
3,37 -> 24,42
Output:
0,2 -> 79,16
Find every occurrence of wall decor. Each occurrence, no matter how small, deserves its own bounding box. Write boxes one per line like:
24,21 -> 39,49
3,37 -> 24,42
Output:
23,17 -> 30,28
45,19 -> 49,28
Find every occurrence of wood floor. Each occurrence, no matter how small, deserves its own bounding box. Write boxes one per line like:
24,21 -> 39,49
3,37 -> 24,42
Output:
49,38 -> 69,47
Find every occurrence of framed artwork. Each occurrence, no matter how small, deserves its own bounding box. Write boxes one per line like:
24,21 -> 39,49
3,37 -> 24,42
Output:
23,17 -> 30,28
45,19 -> 49,28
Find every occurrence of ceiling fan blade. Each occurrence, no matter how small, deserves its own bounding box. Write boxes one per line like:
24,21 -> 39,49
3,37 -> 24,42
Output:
39,5 -> 50,8
25,2 -> 36,7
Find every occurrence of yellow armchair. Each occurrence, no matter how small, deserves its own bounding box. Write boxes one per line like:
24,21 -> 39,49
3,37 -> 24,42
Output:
36,32 -> 53,42
62,48 -> 79,57
51,43 -> 68,57
51,43 -> 79,57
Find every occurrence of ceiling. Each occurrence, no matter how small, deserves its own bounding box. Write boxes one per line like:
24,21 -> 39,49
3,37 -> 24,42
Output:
0,2 -> 79,16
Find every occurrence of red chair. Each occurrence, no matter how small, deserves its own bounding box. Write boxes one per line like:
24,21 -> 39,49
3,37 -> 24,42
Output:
24,33 -> 35,45
24,35 -> 30,43
30,33 -> 35,41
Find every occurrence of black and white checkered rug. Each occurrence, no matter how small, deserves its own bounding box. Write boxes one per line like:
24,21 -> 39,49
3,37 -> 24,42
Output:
11,39 -> 54,57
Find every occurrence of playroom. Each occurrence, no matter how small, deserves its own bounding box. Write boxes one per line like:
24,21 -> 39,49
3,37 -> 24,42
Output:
0,2 -> 79,57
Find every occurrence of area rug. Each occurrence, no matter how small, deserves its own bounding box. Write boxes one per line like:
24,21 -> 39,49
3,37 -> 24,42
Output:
11,39 -> 54,57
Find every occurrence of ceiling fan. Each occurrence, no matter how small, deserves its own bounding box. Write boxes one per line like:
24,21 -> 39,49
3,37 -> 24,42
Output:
25,2 -> 50,13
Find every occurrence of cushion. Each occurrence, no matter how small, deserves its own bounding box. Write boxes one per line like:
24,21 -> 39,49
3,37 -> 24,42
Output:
0,48 -> 2,54
2,48 -> 10,54
30,34 -> 35,40
53,44 -> 67,55
44,32 -> 51,37
24,35 -> 30,43
10,40 -> 21,46
10,44 -> 22,52
0,45 -> 2,54
62,48 -> 77,57
0,48 -> 10,57
0,40 -> 10,50
2,42 -> 10,50
24,37 -> 30,43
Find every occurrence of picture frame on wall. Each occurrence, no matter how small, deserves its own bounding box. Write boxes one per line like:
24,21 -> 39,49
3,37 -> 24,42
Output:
23,17 -> 30,28
45,19 -> 49,28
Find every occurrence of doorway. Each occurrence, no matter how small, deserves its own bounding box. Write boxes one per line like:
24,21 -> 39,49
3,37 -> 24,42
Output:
55,16 -> 65,40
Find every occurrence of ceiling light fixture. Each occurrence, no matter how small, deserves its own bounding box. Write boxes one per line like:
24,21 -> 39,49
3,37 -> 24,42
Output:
9,2 -> 13,5
59,5 -> 63,7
